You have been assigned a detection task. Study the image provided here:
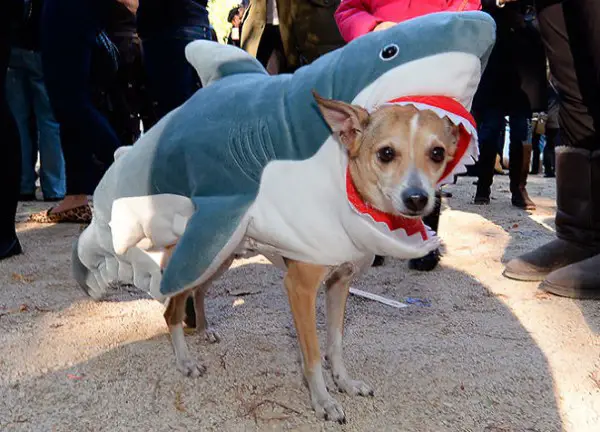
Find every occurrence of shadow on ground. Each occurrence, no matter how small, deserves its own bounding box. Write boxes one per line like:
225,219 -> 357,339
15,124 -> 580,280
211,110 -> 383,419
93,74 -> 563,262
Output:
1,250 -> 563,431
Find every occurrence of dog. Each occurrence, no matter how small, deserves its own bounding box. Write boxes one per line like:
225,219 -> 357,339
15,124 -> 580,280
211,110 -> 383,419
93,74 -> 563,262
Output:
158,93 -> 460,423
72,12 -> 493,423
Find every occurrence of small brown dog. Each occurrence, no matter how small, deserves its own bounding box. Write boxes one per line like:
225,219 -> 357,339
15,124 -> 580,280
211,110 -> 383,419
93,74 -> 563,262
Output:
161,92 -> 459,423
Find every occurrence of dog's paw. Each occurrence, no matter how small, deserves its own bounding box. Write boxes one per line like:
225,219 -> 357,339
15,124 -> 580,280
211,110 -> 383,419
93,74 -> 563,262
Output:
312,395 -> 346,424
201,328 -> 221,344
176,359 -> 206,378
334,376 -> 374,397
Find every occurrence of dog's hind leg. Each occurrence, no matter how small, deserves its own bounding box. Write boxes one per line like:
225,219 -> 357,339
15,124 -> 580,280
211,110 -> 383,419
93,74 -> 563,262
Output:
284,259 -> 346,424
325,263 -> 374,397
192,286 -> 220,343
164,291 -> 206,378
191,256 -> 233,343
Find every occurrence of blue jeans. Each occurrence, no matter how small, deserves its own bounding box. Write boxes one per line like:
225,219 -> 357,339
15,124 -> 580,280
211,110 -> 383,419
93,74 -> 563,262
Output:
475,108 -> 531,193
6,48 -> 65,199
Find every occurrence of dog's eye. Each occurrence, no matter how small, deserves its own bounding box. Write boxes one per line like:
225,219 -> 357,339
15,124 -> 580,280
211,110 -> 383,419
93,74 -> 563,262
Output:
377,146 -> 396,163
379,44 -> 399,61
430,147 -> 446,163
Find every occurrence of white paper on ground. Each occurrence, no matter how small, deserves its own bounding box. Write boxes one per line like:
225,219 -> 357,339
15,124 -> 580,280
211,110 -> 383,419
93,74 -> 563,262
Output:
349,287 -> 408,308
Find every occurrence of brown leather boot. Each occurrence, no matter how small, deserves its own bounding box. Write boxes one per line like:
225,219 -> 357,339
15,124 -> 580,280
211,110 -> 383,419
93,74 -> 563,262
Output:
510,142 -> 536,210
504,148 -> 600,283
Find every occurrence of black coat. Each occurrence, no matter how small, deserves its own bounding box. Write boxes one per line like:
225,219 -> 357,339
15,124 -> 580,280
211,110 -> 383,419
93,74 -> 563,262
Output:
473,0 -> 548,113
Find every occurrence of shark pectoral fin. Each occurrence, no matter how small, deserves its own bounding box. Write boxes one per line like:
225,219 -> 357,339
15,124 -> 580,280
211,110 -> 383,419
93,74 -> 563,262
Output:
159,195 -> 254,297
184,40 -> 268,87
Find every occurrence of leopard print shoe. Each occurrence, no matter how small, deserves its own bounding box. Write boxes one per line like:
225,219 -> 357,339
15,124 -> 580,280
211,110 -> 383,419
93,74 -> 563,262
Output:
28,204 -> 92,224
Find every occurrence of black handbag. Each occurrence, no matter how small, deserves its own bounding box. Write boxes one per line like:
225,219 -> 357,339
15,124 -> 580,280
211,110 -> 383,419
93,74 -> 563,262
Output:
90,30 -> 120,88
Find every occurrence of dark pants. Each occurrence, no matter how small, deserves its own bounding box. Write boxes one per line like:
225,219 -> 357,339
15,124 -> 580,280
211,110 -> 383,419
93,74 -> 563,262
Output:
0,2 -> 21,245
475,108 -> 530,193
41,0 -> 122,195
536,0 -> 600,151
138,22 -> 212,123
97,31 -> 157,145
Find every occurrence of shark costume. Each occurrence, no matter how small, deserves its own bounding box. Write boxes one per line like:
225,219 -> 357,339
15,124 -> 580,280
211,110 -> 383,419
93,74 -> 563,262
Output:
73,11 -> 495,301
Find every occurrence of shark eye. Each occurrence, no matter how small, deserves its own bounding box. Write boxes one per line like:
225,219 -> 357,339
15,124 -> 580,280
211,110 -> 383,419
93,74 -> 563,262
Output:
430,147 -> 446,163
380,44 -> 399,61
377,146 -> 396,163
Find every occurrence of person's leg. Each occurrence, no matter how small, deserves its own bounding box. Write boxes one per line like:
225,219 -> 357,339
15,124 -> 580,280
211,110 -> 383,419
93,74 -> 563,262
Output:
141,26 -> 210,120
102,33 -> 142,146
27,50 -> 65,200
0,7 -> 22,259
474,108 -> 504,204
255,24 -> 278,69
543,88 -> 560,177
531,130 -> 541,174
543,127 -> 558,177
6,49 -> 36,198
40,0 -> 121,217
508,113 -> 536,210
504,0 -> 600,298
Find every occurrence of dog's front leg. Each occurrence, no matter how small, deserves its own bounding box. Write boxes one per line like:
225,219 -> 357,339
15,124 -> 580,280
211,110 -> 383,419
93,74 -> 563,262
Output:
284,259 -> 346,424
325,263 -> 374,397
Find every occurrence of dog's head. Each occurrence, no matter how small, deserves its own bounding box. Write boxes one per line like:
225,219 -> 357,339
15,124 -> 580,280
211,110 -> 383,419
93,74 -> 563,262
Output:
315,92 -> 460,218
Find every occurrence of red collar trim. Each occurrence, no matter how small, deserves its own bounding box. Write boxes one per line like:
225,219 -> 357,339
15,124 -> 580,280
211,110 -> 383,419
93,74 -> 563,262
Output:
345,169 -> 428,239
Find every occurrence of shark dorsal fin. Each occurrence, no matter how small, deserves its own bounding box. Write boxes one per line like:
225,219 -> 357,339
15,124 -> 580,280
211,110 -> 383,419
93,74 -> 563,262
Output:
184,40 -> 268,87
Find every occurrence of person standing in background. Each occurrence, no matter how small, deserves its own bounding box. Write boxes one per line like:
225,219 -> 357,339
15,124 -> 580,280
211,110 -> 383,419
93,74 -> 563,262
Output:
241,0 -> 346,74
334,0 -> 481,42
31,0 -> 123,223
136,0 -> 213,122
6,0 -> 65,203
99,1 -> 157,145
472,0 -> 547,210
1,0 -> 23,259
504,0 -> 600,299
227,5 -> 243,47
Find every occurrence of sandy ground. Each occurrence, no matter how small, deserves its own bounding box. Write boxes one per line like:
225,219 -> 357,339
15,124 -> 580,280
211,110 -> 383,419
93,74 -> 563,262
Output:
1,173 -> 599,432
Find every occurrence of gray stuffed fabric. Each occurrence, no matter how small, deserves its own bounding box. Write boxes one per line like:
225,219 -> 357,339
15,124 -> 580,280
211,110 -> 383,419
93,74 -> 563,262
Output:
73,11 -> 495,300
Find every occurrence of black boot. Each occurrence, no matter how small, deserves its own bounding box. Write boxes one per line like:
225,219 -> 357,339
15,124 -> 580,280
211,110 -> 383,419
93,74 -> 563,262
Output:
543,127 -> 558,177
504,148 -> 600,285
473,138 -> 496,204
408,191 -> 441,271
509,141 -> 536,210
0,236 -> 22,260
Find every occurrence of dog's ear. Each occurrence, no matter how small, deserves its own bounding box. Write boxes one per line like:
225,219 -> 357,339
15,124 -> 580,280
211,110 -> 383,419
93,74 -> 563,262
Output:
313,90 -> 369,156
443,117 -> 460,158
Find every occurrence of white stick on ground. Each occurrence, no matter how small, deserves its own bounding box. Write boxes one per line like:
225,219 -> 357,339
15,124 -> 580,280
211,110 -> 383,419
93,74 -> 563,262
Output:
349,287 -> 408,308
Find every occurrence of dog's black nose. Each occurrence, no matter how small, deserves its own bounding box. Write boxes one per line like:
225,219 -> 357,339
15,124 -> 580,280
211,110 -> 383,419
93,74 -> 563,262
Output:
402,188 -> 429,212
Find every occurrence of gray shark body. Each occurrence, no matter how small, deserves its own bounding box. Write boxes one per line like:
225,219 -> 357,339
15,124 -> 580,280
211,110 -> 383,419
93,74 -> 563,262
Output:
74,11 -> 495,300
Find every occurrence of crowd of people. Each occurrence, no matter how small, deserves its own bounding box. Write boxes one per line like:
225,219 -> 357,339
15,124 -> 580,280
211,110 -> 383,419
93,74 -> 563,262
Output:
1,0 -> 598,299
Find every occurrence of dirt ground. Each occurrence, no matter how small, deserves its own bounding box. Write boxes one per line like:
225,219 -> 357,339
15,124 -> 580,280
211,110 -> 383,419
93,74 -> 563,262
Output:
1,173 -> 599,432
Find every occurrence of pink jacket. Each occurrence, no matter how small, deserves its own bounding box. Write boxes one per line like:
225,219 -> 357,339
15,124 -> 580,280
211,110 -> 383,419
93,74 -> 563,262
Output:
335,0 -> 482,42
